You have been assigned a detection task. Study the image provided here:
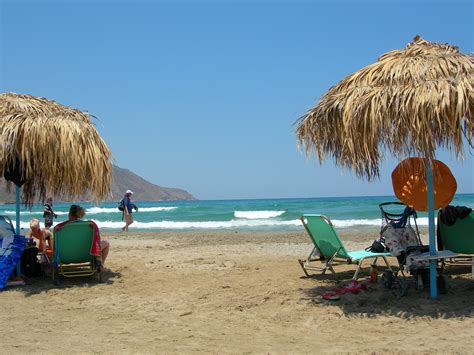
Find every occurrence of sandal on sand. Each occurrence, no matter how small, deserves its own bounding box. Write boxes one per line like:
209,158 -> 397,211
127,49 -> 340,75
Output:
322,281 -> 369,301
333,280 -> 368,295
322,292 -> 341,301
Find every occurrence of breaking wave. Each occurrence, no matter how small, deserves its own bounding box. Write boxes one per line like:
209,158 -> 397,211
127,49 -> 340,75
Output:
234,210 -> 286,219
90,219 -> 301,230
86,206 -> 177,214
6,206 -> 178,217
16,217 -> 430,231
328,218 -> 429,228
5,210 -> 68,216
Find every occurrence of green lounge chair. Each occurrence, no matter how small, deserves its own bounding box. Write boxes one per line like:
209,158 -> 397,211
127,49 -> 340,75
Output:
299,214 -> 392,279
52,220 -> 103,285
438,211 -> 474,278
438,211 -> 474,254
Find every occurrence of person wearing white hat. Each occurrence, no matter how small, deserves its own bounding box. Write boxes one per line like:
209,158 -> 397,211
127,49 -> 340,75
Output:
121,189 -> 135,232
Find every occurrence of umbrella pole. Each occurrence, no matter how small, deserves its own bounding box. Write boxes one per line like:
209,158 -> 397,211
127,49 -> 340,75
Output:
426,160 -> 438,299
15,186 -> 20,234
15,185 -> 22,277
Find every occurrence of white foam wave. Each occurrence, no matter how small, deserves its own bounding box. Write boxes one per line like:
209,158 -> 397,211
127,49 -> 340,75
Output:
331,218 -> 430,227
86,207 -> 118,214
93,219 -> 301,230
18,220 -> 63,230
14,217 -> 431,231
331,219 -> 381,227
4,210 -> 68,216
234,210 -> 286,219
4,206 -> 178,216
86,206 -> 177,214
138,207 -> 178,212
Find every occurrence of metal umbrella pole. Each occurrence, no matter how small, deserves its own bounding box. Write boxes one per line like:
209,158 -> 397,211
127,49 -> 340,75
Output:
15,185 -> 22,276
426,160 -> 437,299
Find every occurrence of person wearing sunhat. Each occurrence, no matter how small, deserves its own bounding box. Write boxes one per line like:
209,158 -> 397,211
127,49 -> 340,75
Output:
121,190 -> 136,232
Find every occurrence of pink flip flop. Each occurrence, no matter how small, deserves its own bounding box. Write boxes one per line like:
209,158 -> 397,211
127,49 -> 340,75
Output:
345,280 -> 367,292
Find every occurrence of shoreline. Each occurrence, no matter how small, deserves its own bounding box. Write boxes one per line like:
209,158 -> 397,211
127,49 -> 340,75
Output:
101,226 -> 431,245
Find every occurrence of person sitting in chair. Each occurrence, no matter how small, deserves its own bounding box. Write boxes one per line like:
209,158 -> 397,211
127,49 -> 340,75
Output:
28,218 -> 52,252
55,205 -> 110,272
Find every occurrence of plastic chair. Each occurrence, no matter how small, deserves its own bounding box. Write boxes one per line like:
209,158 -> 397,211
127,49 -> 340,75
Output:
52,220 -> 103,285
298,214 -> 392,280
438,210 -> 474,278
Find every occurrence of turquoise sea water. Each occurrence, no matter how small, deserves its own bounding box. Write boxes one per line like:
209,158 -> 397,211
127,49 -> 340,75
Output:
1,194 -> 472,232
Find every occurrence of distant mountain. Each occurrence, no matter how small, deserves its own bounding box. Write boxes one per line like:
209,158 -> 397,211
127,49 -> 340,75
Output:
109,165 -> 195,201
0,165 -> 195,203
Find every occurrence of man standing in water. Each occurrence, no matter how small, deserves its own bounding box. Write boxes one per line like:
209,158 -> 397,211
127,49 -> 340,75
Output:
121,190 -> 135,232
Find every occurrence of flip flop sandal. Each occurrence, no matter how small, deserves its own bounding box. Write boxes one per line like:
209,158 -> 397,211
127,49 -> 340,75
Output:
322,292 -> 341,301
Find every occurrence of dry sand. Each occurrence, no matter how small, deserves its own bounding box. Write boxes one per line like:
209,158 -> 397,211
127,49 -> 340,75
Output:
1,230 -> 473,353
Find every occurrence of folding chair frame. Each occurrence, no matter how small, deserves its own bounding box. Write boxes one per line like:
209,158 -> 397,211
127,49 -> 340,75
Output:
298,249 -> 392,280
298,215 -> 393,280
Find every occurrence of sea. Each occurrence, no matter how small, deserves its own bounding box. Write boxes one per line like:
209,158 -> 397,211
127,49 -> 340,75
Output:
1,194 -> 473,232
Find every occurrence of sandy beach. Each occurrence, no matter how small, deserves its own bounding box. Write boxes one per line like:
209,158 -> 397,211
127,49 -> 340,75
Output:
1,229 -> 473,353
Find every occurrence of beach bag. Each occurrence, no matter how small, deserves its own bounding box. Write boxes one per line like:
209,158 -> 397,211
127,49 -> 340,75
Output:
21,247 -> 43,277
118,200 -> 125,212
365,239 -> 387,253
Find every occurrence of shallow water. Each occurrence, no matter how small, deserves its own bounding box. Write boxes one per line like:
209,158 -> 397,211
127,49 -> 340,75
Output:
1,194 -> 472,232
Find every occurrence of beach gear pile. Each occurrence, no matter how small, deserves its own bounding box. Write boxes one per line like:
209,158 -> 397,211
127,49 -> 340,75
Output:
0,216 -> 25,289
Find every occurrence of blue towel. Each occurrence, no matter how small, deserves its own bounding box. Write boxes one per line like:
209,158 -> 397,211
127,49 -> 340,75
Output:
0,235 -> 25,290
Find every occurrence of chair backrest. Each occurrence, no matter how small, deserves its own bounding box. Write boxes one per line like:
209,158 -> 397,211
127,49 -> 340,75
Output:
53,220 -> 95,264
438,212 -> 474,254
301,215 -> 350,259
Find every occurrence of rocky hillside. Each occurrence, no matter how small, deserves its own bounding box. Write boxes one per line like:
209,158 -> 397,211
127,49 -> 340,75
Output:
0,165 -> 195,203
109,165 -> 194,201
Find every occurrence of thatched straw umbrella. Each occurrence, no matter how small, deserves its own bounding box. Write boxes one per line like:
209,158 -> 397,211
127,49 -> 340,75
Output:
296,36 -> 473,298
0,92 -> 112,232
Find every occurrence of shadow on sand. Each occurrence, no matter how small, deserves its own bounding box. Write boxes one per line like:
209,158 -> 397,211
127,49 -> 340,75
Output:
10,269 -> 123,297
300,265 -> 474,319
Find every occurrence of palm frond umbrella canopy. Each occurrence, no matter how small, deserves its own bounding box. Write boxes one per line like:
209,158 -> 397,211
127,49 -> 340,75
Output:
296,36 -> 473,298
0,92 -> 113,226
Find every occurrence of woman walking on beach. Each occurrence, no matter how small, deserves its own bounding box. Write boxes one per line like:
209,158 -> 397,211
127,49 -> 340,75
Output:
121,190 -> 135,232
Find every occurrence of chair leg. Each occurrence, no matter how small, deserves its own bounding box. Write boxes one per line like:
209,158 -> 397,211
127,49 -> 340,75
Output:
308,246 -> 320,261
353,257 -> 377,280
52,267 -> 60,286
326,265 -> 336,275
352,260 -> 364,280
382,256 -> 393,272
471,257 -> 473,280
324,252 -> 338,276
298,247 -> 338,277
298,259 -> 311,277
298,246 -> 319,276
352,256 -> 393,280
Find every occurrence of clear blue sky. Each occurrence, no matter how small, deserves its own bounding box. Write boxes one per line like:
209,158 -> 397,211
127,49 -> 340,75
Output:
1,0 -> 473,200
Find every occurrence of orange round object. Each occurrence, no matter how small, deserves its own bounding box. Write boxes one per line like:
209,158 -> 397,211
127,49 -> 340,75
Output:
45,249 -> 53,259
391,158 -> 457,211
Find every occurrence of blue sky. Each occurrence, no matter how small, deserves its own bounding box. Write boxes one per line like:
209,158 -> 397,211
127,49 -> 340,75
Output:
1,0 -> 473,200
